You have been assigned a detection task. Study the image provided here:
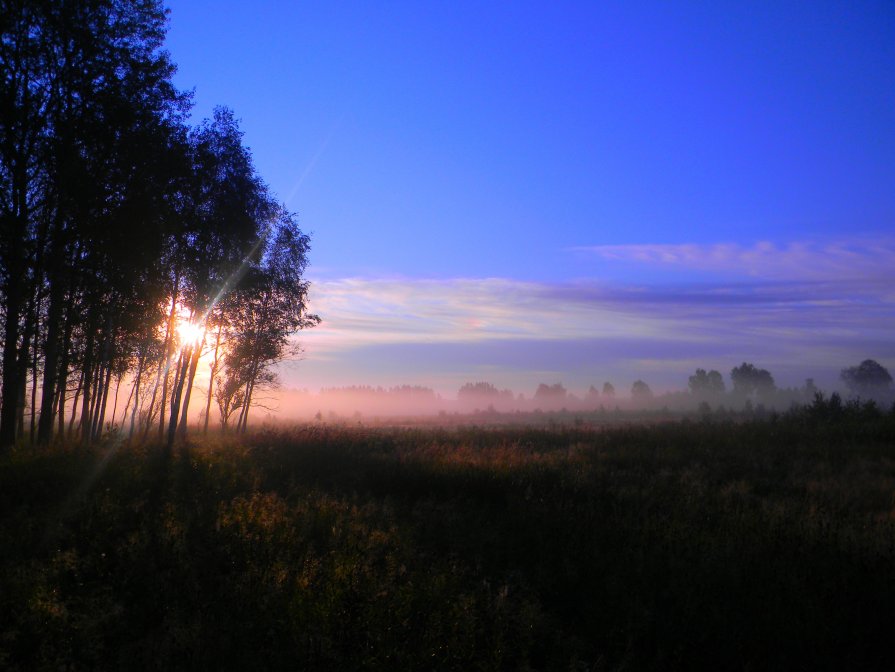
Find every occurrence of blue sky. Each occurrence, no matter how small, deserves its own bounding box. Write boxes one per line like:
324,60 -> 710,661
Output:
165,1 -> 895,395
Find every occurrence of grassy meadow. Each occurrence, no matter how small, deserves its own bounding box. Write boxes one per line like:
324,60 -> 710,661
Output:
2,405 -> 895,670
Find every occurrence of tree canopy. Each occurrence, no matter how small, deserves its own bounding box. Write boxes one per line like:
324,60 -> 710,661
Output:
840,359 -> 893,400
0,0 -> 317,449
688,369 -> 726,397
730,363 -> 775,400
630,380 -> 653,400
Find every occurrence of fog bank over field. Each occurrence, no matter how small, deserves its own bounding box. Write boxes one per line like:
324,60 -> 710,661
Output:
266,386 -> 775,420
91,359 -> 893,431
267,361 -> 893,421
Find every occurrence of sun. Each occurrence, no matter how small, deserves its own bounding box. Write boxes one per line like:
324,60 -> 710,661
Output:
176,319 -> 204,345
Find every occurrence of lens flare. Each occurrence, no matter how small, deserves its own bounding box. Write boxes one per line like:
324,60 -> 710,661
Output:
176,319 -> 204,345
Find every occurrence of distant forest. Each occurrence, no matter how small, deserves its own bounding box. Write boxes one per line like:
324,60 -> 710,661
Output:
0,1 -> 318,450
286,359 -> 893,419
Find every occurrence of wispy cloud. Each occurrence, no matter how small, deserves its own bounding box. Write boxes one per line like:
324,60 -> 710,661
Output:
288,239 -> 895,392
301,277 -> 687,354
574,237 -> 895,282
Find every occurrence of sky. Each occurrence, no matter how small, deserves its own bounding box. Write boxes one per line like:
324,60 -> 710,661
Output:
164,1 -> 895,396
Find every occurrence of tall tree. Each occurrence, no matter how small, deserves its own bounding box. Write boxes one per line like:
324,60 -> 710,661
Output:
212,212 -> 319,435
1,3 -> 317,449
165,107 -> 272,444
0,0 -> 52,448
1,0 -> 185,448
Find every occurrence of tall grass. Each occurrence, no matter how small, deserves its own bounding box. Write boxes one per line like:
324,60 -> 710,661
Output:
2,411 -> 895,670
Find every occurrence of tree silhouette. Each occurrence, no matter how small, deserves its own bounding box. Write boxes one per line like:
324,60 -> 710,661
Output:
688,369 -> 725,397
840,359 -> 892,400
730,362 -> 775,401
534,383 -> 567,400
165,108 -> 272,446
212,213 -> 319,435
631,380 -> 653,401
458,382 -> 500,399
1,0 -> 184,448
0,1 -> 317,449
457,382 -> 513,409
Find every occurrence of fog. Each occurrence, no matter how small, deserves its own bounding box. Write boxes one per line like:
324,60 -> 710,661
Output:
262,377 -> 883,424
92,360 -> 893,434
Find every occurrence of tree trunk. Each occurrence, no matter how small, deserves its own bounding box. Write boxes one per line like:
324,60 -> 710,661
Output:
128,345 -> 147,437
110,371 -> 124,429
53,385 -> 64,438
90,323 -> 114,441
56,313 -> 75,440
237,355 -> 262,433
177,331 -> 205,439
121,371 -> 137,428
0,284 -> 21,449
85,358 -> 103,441
156,283 -> 179,442
93,364 -> 113,441
203,323 -> 223,433
0,156 -> 29,451
37,268 -> 65,443
15,355 -> 27,440
29,322 -> 39,443
67,367 -> 85,439
78,329 -> 96,441
166,347 -> 191,450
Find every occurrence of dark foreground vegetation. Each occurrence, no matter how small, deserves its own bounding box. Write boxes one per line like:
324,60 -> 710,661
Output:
3,405 -> 895,670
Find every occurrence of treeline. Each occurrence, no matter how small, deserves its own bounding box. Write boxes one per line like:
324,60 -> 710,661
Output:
0,1 -> 317,450
281,359 -> 893,419
457,359 -> 893,413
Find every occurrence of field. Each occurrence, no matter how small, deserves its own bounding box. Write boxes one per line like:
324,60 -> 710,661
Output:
2,406 -> 895,670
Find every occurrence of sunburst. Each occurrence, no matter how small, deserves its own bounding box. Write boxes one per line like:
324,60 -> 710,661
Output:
176,319 -> 204,346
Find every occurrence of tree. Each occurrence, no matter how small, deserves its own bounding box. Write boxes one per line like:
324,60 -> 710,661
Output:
534,383 -> 567,400
458,382 -> 500,399
213,212 -> 319,434
631,380 -> 652,400
457,382 -> 513,409
214,360 -> 248,430
0,1 -> 319,449
730,362 -> 775,400
840,359 -> 892,399
602,382 -> 615,397
1,0 -> 184,449
802,378 -> 819,400
688,369 -> 725,397
166,107 -> 272,445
